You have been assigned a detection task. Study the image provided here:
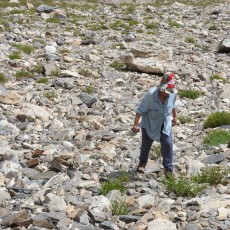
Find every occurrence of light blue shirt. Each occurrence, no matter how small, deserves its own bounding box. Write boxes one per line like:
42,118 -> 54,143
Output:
136,87 -> 177,141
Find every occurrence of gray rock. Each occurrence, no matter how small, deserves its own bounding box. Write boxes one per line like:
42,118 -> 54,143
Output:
201,153 -> 226,164
36,5 -> 54,13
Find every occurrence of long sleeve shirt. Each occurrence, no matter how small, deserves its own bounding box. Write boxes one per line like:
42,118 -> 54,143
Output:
136,87 -> 177,141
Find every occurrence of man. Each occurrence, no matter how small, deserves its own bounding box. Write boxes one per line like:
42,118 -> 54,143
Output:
132,72 -> 178,175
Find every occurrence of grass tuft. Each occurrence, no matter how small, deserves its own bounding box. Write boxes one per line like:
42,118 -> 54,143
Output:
203,129 -> 230,146
203,111 -> 230,129
99,172 -> 130,195
178,89 -> 202,99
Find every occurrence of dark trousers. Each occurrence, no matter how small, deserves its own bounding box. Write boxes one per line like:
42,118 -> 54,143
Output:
139,128 -> 173,171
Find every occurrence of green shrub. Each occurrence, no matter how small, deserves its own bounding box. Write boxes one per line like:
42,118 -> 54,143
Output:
178,115 -> 193,124
99,172 -> 130,195
0,73 -> 7,83
178,89 -> 202,99
145,22 -> 158,30
191,166 -> 229,186
203,111 -> 230,129
36,77 -> 48,84
43,90 -> 57,100
163,175 -> 206,197
112,200 -> 129,215
15,70 -> 33,79
210,74 -> 227,84
8,51 -> 21,60
203,129 -> 230,146
110,60 -> 126,70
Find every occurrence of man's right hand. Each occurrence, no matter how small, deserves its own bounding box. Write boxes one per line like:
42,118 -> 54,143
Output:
132,125 -> 140,133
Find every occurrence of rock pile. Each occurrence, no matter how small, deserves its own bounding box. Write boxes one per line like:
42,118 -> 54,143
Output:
0,0 -> 230,229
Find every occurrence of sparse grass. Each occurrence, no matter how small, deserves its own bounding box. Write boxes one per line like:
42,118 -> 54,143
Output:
0,73 -> 7,83
51,69 -> 61,77
8,52 -> 21,60
33,64 -> 44,74
36,77 -> 48,84
86,22 -> 108,31
208,25 -> 218,30
46,17 -> 60,24
191,166 -> 229,186
210,74 -> 227,84
152,145 -> 162,159
109,20 -> 130,31
185,37 -> 197,44
203,111 -> 230,129
178,89 -> 202,99
203,129 -> 230,146
163,175 -> 206,197
15,70 -> 33,79
12,43 -> 34,54
168,19 -> 181,28
151,0 -> 225,7
79,68 -> 91,77
113,43 -> 126,49
110,60 -> 126,70
43,90 -> 57,100
99,172 -> 130,195
144,21 -> 158,30
112,200 -> 129,215
178,115 -> 193,124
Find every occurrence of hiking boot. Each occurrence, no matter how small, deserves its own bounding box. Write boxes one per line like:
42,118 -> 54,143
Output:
137,162 -> 147,173
164,169 -> 174,179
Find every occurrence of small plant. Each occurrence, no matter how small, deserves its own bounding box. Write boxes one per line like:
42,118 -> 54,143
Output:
208,25 -> 218,30
203,129 -> 230,146
36,77 -> 48,84
152,145 -> 161,159
85,85 -> 94,94
178,89 -> 202,99
113,43 -> 126,49
203,111 -> 230,129
99,172 -> 130,195
46,17 -> 60,23
43,90 -> 57,100
0,73 -> 7,83
79,68 -> 91,77
110,60 -> 126,70
51,69 -> 60,77
109,20 -> 130,31
168,19 -> 181,28
210,74 -> 227,84
15,70 -> 33,79
163,175 -> 207,197
185,37 -> 197,44
33,64 -> 44,74
178,115 -> 193,124
8,51 -> 21,60
112,200 -> 129,215
12,43 -> 34,54
144,21 -> 158,30
191,166 -> 229,186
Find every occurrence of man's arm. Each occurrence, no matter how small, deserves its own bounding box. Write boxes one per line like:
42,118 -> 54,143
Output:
132,113 -> 141,133
172,108 -> 178,125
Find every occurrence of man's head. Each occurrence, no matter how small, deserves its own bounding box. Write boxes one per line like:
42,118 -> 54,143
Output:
159,72 -> 175,94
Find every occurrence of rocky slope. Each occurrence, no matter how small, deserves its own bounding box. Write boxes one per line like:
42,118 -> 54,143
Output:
0,0 -> 230,229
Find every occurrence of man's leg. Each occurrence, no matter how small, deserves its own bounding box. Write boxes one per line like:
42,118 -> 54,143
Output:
160,131 -> 173,172
138,128 -> 154,168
